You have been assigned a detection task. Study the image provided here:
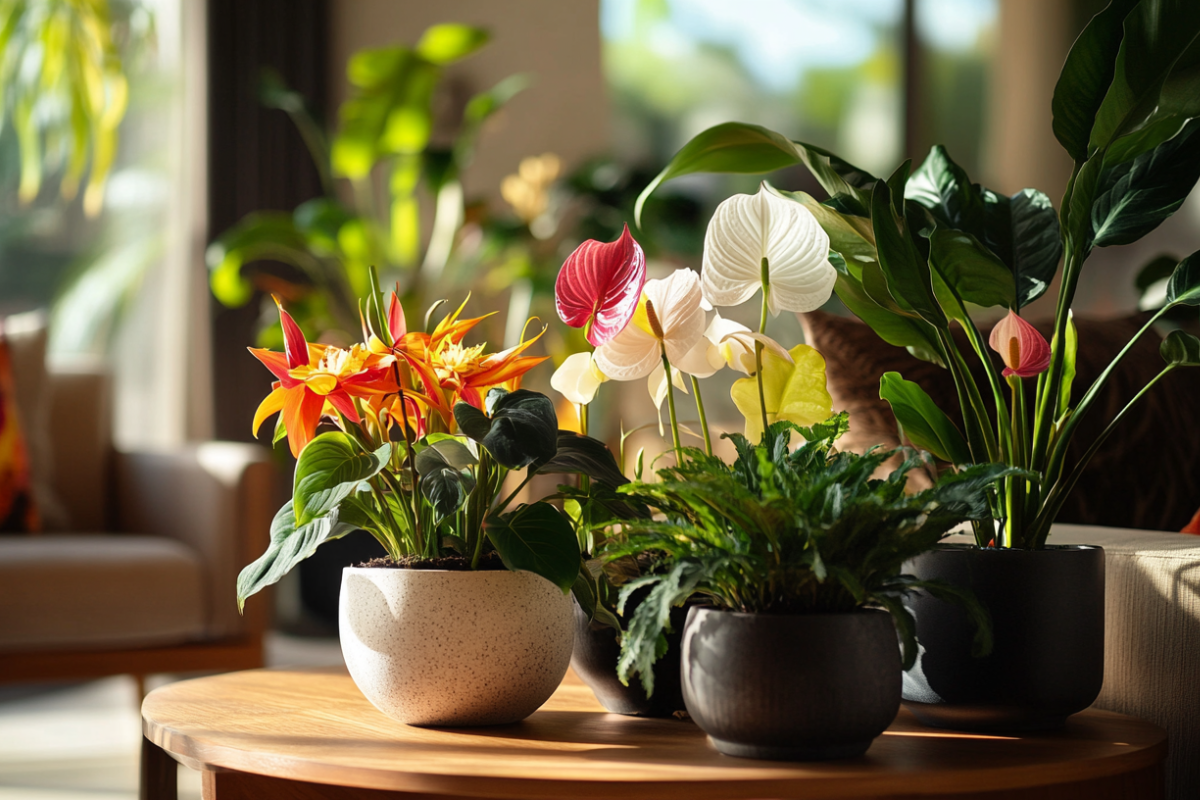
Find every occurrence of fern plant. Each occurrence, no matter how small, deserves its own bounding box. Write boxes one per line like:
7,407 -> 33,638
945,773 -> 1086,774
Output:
602,413 -> 1022,695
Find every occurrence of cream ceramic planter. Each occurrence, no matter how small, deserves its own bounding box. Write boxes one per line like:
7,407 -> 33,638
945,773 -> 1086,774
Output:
339,566 -> 574,727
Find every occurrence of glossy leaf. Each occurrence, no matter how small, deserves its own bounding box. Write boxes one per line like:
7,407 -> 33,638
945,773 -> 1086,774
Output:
785,191 -> 879,271
293,432 -> 391,527
1161,330 -> 1200,366
538,431 -> 628,489
1006,189 -> 1063,308
1092,118 -> 1200,247
1166,249 -> 1200,305
486,503 -> 580,592
414,437 -> 477,474
420,466 -> 476,522
1057,312 -> 1079,417
871,178 -> 948,329
1088,1 -> 1200,155
928,228 -> 1017,317
906,145 -> 984,233
879,372 -> 971,464
237,503 -> 357,610
833,273 -> 945,364
454,390 -> 559,469
1052,0 -> 1141,160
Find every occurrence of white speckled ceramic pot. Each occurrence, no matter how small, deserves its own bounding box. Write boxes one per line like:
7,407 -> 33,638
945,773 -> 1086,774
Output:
339,567 -> 574,727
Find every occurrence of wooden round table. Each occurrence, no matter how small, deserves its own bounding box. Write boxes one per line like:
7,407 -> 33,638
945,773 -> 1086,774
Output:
141,666 -> 1165,800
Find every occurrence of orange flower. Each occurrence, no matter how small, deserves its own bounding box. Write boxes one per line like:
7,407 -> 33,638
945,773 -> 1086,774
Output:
250,299 -> 393,458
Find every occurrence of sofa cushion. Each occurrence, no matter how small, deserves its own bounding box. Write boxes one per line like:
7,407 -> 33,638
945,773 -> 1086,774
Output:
0,534 -> 206,651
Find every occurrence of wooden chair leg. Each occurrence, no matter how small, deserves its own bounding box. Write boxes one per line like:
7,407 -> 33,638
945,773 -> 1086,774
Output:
140,735 -> 177,800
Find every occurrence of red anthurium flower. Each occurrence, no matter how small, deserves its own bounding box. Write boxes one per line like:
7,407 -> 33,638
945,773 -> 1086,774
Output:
1183,507 -> 1200,535
555,223 -> 647,347
989,310 -> 1051,378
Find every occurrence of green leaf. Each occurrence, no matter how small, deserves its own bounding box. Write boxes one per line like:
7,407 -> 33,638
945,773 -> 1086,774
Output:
414,437 -> 477,474
1006,189 -> 1063,309
1092,118 -> 1200,247
1052,0 -> 1141,160
928,228 -> 1017,316
906,145 -> 984,234
1088,1 -> 1200,155
454,390 -> 559,469
1135,253 -> 1182,293
209,254 -> 252,307
634,122 -> 806,226
415,24 -> 489,65
237,503 -> 357,611
1161,329 -> 1200,366
420,466 -> 476,522
879,372 -> 971,464
1057,312 -> 1079,417
486,503 -> 580,592
871,178 -> 948,329
293,432 -> 391,527
832,273 -> 945,362
1166,249 -> 1200,305
784,191 -> 879,271
538,431 -> 628,489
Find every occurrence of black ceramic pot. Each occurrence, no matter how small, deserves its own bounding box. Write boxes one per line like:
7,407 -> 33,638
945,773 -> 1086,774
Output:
902,544 -> 1105,732
681,607 -> 901,760
570,599 -> 687,717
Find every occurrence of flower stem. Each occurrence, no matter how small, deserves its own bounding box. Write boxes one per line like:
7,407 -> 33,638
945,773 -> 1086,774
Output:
1004,375 -> 1025,549
661,352 -> 684,464
756,258 -> 771,438
578,401 -> 591,493
690,375 -> 713,457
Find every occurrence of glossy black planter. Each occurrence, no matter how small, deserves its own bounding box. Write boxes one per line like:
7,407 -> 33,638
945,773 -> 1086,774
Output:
902,544 -> 1105,732
681,607 -> 901,760
570,600 -> 686,717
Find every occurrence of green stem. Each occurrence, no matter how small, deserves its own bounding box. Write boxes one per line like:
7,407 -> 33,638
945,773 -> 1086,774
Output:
578,401 -> 591,493
1004,375 -> 1025,549
396,386 -> 423,556
494,468 -> 538,517
756,262 -> 771,439
662,352 -> 684,465
468,450 -> 494,570
690,375 -> 713,457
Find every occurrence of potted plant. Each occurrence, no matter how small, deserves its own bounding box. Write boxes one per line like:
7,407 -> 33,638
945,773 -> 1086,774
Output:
632,0 -> 1200,731
235,275 -> 626,727
599,414 -> 1010,760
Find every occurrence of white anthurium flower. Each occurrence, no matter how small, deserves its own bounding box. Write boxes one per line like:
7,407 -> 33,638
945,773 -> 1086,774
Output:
594,268 -> 707,381
647,360 -> 690,411
705,313 -> 793,375
702,182 -> 838,316
550,351 -> 608,405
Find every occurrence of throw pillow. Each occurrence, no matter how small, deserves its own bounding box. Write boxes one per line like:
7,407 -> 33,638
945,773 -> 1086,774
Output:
0,332 -> 40,532
802,310 -> 1200,532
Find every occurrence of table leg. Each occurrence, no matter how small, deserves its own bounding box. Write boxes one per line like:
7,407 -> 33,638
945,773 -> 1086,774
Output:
139,736 -> 177,800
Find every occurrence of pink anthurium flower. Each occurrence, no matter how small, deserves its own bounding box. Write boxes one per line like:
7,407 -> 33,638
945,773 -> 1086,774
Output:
555,223 -> 647,347
989,310 -> 1051,378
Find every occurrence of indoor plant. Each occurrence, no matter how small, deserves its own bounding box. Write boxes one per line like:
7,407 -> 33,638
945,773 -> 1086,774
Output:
235,275 -> 625,726
600,415 -> 1012,760
632,0 -> 1200,730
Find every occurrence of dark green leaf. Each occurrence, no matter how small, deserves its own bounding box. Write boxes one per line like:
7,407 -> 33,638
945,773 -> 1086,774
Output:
879,372 -> 971,464
456,390 -> 559,469
420,466 -> 475,522
928,228 -> 1017,316
906,145 -> 984,233
486,503 -> 580,592
538,431 -> 627,489
237,503 -> 357,610
1161,329 -> 1200,365
293,432 -> 391,527
1135,253 -> 1182,292
1052,0 -> 1141,160
871,179 -> 948,329
414,437 -> 477,474
833,274 -> 945,362
1007,189 -> 1062,308
1092,118 -> 1200,246
784,191 -> 879,271
1166,249 -> 1200,305
1088,1 -> 1200,155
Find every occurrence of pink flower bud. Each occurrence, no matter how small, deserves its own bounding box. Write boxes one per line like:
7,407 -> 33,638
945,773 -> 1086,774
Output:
989,310 -> 1050,378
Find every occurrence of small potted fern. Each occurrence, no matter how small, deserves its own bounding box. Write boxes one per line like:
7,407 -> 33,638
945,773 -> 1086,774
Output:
602,415 -> 1015,760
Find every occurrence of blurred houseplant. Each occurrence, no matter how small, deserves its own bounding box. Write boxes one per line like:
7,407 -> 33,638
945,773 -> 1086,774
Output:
633,0 -> 1200,731
235,276 -> 626,726
207,22 -> 527,346
548,202 -> 1011,754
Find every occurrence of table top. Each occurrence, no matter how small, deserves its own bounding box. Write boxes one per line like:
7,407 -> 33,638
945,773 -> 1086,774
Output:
142,666 -> 1166,800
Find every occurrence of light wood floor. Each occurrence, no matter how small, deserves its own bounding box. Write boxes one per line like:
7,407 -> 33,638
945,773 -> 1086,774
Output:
0,633 -> 345,800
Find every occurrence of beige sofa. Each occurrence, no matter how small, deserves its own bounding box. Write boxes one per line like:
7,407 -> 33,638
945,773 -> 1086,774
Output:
0,320 -> 276,685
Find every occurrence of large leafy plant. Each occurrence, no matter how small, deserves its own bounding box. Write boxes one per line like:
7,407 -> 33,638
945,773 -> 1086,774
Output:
235,276 -> 627,610
600,414 -> 1017,695
635,0 -> 1200,549
208,22 -> 527,343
